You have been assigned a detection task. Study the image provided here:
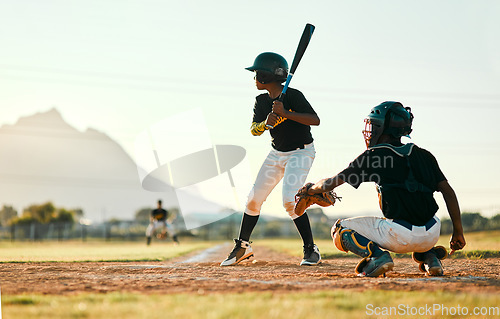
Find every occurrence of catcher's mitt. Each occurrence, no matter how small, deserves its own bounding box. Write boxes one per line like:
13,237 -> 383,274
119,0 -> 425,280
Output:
294,182 -> 341,217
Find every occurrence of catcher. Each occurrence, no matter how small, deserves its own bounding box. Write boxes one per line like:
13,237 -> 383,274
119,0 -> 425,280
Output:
146,200 -> 179,245
295,101 -> 466,277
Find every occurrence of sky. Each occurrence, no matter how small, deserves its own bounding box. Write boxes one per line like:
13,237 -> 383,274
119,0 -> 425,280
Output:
1,0 -> 499,220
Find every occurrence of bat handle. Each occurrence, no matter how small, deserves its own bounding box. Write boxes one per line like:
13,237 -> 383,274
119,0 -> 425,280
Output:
266,124 -> 274,130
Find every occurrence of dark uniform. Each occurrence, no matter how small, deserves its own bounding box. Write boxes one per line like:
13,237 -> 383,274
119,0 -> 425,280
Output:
252,88 -> 316,152
221,51 -> 322,266
146,206 -> 178,245
151,207 -> 168,221
339,143 -> 446,226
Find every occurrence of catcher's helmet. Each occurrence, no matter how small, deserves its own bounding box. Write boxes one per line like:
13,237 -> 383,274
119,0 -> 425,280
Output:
362,101 -> 413,148
245,52 -> 288,84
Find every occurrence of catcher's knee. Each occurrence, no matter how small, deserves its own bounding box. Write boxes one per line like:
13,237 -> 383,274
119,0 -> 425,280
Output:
331,221 -> 378,258
331,219 -> 347,252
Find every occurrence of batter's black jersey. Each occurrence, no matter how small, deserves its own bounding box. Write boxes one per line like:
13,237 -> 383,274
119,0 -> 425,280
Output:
252,87 -> 316,152
339,144 -> 447,226
151,208 -> 168,221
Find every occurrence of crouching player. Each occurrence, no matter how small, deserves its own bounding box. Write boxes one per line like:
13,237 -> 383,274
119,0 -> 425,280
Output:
299,101 -> 466,277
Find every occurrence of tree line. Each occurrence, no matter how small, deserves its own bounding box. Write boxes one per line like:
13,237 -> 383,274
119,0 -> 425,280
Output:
0,203 -> 82,227
1,202 -> 498,239
440,212 -> 500,234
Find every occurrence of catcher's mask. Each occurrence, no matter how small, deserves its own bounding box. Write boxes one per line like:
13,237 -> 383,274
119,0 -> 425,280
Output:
246,52 -> 288,84
362,101 -> 414,148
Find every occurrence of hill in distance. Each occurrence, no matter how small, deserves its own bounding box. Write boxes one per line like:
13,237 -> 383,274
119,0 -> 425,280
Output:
0,108 -> 165,222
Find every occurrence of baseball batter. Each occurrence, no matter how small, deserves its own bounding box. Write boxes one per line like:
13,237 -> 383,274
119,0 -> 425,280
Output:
220,52 -> 321,266
146,200 -> 179,245
299,101 -> 466,277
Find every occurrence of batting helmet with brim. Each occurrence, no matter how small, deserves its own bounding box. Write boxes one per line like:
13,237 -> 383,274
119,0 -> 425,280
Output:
246,52 -> 288,83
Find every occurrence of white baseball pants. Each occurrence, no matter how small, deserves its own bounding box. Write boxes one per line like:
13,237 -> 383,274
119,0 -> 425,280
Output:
338,216 -> 441,253
245,143 -> 315,219
145,220 -> 176,237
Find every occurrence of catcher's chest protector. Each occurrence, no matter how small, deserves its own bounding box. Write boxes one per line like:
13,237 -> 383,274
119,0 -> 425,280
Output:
370,143 -> 434,194
371,143 -> 433,211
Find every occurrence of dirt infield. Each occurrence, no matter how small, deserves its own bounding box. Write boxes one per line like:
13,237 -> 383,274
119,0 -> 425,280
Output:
1,244 -> 499,295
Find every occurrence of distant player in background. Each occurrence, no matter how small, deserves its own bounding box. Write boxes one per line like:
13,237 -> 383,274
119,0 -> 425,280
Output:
146,200 -> 179,245
220,52 -> 321,266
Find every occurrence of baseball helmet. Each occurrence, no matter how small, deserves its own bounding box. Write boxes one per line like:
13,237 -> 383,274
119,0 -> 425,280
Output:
245,52 -> 288,84
362,101 -> 414,148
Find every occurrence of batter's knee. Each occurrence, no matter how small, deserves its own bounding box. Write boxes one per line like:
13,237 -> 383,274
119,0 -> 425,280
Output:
245,199 -> 261,217
245,188 -> 265,216
283,199 -> 298,219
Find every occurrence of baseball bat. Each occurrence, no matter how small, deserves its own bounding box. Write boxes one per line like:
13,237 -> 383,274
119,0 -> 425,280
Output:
280,23 -> 315,101
267,23 -> 315,129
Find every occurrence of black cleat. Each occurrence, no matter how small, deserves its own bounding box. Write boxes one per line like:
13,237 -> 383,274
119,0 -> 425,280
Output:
356,251 -> 394,277
220,239 -> 254,266
300,244 -> 322,266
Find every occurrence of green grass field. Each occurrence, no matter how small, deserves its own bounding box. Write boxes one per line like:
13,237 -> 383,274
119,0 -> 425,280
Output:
0,240 -> 212,263
1,231 -> 499,319
1,230 -> 497,263
3,290 -> 499,319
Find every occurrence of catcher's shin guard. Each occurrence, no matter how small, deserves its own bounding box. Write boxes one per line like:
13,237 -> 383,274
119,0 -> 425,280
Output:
412,246 -> 447,276
331,221 -> 393,277
331,221 -> 382,258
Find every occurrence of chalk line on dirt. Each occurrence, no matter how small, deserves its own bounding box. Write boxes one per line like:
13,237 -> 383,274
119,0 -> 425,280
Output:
178,244 -> 227,263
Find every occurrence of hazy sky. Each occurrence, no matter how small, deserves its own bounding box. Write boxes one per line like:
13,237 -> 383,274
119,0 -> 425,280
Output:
1,0 -> 499,219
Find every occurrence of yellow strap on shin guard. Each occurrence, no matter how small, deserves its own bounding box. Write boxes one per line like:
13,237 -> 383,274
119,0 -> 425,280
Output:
332,221 -> 349,253
334,228 -> 375,258
333,229 -> 349,253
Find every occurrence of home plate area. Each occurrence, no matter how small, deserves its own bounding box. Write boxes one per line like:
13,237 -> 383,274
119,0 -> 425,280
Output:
0,245 -> 498,295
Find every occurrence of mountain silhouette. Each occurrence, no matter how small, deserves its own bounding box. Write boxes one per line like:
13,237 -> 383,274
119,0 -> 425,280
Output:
0,108 -> 168,222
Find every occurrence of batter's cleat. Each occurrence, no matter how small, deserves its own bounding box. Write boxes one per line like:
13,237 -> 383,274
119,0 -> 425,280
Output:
300,244 -> 322,266
355,251 -> 394,277
220,239 -> 254,266
413,246 -> 447,276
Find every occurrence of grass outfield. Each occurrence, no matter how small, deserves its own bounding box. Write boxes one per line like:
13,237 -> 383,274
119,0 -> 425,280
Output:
0,232 -> 498,319
0,230 -> 498,263
3,290 -> 499,319
0,240 -> 213,262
